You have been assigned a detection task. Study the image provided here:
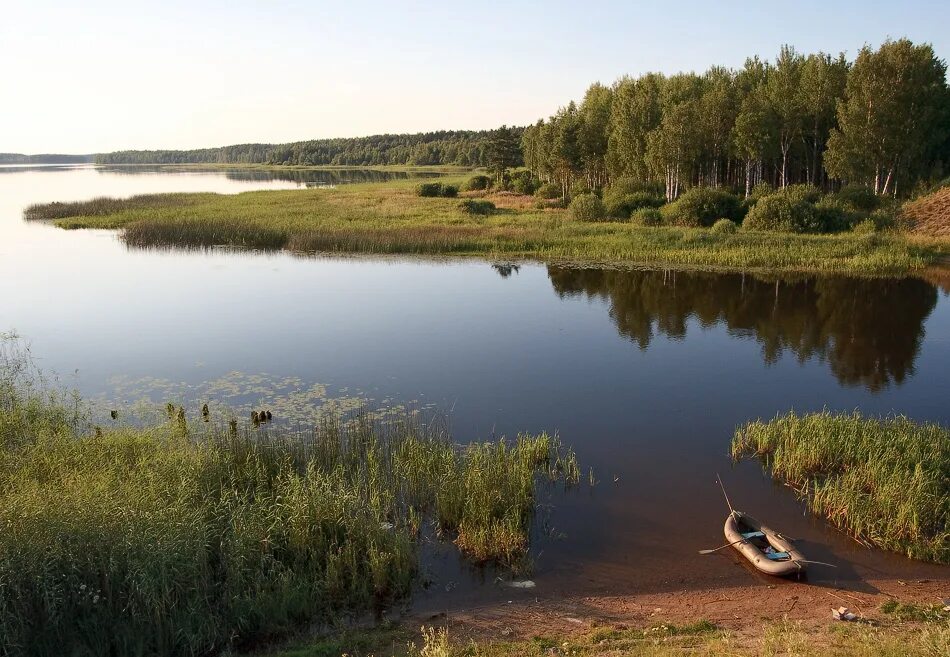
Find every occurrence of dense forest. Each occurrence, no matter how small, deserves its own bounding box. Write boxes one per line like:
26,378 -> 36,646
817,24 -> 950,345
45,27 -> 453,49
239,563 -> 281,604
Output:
0,153 -> 93,164
523,39 -> 950,200
95,129 -> 523,167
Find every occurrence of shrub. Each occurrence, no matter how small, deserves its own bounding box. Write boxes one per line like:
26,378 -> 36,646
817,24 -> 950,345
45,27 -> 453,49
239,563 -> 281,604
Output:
743,193 -> 819,233
630,207 -> 663,226
417,183 -> 457,198
570,181 -> 594,198
609,177 -> 664,197
604,190 -> 663,218
869,208 -> 896,231
463,175 -> 492,192
535,182 -> 561,199
710,218 -> 738,234
749,182 -> 773,201
569,193 -> 607,222
836,184 -> 879,212
458,199 -> 495,215
852,219 -> 878,234
510,170 -> 536,195
417,182 -> 444,197
661,187 -> 742,227
779,184 -> 822,204
813,197 -> 856,233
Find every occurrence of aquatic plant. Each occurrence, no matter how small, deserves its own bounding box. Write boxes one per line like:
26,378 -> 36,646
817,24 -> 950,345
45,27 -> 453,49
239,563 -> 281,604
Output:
0,340 -> 578,656
732,410 -> 949,563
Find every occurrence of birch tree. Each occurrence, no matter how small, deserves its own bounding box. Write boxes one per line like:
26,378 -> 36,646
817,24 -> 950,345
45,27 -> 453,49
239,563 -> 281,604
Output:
767,46 -> 805,188
825,39 -> 948,195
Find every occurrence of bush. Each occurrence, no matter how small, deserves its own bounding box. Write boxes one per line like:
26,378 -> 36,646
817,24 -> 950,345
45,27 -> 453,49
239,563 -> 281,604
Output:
458,199 -> 495,215
510,170 -> 536,195
710,218 -> 738,234
869,208 -> 896,231
835,184 -> 879,212
661,187 -> 742,227
463,175 -> 492,192
570,180 -> 596,198
609,177 -> 664,197
417,182 -> 443,197
604,190 -> 663,218
535,182 -> 561,199
813,197 -> 856,233
743,193 -> 819,233
417,183 -> 458,198
630,207 -> 663,227
852,219 -> 878,234
569,193 -> 607,222
780,184 -> 822,204
749,182 -> 773,201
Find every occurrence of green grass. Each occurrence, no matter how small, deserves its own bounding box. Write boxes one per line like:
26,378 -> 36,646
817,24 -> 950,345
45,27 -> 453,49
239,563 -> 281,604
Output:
732,410 -> 949,563
253,618 -> 950,657
25,178 -> 950,275
881,600 -> 949,623
0,338 -> 578,657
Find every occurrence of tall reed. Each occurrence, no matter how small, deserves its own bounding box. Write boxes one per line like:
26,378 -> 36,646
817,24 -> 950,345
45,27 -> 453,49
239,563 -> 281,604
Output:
0,340 -> 577,656
732,410 -> 948,563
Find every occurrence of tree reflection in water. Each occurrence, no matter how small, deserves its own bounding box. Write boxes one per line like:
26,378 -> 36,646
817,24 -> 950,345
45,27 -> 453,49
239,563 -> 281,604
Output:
547,266 -> 938,391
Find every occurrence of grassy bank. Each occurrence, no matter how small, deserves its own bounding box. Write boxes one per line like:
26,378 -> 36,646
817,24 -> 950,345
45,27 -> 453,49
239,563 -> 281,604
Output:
732,411 -> 949,563
0,341 -> 577,656
253,614 -> 950,657
25,178 -> 948,275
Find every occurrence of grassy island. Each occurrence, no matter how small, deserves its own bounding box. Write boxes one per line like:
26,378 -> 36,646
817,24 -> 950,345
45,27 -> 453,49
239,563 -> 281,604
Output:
733,411 -> 949,564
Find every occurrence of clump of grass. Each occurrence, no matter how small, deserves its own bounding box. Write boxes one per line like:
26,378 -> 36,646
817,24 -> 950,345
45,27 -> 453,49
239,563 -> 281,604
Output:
881,600 -> 949,623
732,411 -> 949,563
710,218 -> 738,235
24,193 -> 206,221
0,339 -> 577,656
458,199 -> 496,215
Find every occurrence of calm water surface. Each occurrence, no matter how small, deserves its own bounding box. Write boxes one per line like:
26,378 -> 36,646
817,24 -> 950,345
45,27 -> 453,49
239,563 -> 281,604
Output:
1,165 -> 948,608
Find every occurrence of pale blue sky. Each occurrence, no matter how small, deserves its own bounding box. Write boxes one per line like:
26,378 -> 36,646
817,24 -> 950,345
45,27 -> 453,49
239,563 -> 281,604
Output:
2,0 -> 948,153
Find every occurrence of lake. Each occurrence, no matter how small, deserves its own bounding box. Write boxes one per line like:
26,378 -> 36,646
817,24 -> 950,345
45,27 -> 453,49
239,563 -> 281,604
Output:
2,164 -> 948,609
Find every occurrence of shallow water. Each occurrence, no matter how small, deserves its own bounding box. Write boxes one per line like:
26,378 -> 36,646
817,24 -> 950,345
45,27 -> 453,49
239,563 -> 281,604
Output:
1,165 -> 947,607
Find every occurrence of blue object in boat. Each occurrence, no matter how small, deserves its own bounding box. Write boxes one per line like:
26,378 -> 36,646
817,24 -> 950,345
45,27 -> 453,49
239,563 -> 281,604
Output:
765,551 -> 790,560
741,531 -> 765,539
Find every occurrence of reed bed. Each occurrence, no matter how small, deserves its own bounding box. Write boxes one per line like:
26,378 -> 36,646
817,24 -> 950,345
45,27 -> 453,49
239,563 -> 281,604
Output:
732,411 -> 948,563
25,180 -> 947,275
23,193 -> 207,222
0,341 -> 577,657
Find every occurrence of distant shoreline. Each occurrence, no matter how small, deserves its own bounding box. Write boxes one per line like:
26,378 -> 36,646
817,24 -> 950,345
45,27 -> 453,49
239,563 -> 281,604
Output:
25,176 -> 950,277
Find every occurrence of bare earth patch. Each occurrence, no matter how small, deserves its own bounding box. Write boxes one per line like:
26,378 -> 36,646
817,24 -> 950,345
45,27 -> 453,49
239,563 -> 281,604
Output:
406,577 -> 948,646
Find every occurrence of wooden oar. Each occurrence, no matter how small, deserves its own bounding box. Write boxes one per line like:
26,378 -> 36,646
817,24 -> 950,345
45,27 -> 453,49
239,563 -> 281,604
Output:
698,538 -> 746,555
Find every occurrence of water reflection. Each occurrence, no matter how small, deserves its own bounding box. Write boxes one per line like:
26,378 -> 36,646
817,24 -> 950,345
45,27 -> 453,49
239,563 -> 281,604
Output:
547,266 -> 938,391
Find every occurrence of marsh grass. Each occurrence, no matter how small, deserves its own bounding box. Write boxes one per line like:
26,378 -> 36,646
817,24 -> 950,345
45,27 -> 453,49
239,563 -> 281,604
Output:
732,411 -> 949,563
24,193 -> 208,222
26,179 -> 949,275
0,340 -> 577,657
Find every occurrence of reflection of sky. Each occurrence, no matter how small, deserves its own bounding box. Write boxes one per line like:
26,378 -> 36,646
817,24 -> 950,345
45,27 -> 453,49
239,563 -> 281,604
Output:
3,165 -> 950,592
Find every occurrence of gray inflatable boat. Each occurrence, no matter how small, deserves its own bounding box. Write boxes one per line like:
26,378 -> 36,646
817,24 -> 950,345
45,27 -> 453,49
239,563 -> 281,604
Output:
724,511 -> 806,576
